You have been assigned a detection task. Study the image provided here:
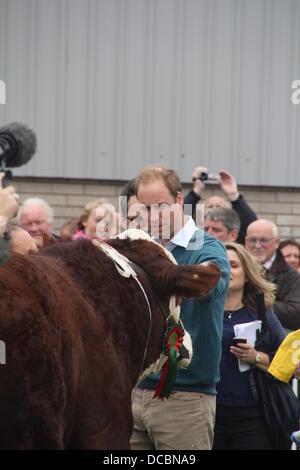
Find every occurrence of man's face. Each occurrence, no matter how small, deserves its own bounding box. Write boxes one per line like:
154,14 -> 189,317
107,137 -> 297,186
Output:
245,222 -> 280,263
205,196 -> 229,210
226,248 -> 246,294
84,208 -> 102,238
280,244 -> 300,270
20,206 -> 52,245
127,195 -> 140,228
137,179 -> 183,243
204,218 -> 237,243
10,227 -> 38,255
120,195 -> 140,232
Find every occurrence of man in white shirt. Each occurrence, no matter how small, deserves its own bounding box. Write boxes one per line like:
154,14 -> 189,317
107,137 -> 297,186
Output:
130,165 -> 230,450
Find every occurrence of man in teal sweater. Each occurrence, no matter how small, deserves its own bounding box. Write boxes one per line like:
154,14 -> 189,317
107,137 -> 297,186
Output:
130,165 -> 230,450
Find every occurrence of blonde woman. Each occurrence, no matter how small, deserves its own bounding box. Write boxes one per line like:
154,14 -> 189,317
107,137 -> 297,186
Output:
213,242 -> 286,450
73,199 -> 118,240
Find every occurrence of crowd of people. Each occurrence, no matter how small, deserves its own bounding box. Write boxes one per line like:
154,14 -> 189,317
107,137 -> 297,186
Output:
0,165 -> 300,451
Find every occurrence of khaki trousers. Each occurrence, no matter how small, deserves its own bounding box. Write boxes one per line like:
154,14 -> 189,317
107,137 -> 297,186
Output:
130,388 -> 216,450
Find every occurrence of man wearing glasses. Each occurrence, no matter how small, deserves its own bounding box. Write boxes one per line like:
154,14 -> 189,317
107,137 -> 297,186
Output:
245,219 -> 300,332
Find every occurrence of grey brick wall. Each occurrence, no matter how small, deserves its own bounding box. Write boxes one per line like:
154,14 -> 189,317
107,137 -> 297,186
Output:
13,178 -> 121,233
12,177 -> 300,242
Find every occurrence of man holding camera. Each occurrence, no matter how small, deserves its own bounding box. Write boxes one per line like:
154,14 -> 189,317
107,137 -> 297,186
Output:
184,167 -> 257,244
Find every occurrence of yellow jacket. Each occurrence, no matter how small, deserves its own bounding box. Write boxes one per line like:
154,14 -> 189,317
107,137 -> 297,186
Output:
268,329 -> 300,382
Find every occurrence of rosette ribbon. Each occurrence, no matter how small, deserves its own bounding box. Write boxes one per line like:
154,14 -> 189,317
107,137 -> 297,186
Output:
153,318 -> 184,400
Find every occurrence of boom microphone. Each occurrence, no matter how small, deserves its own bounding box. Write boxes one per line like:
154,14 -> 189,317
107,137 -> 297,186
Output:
0,122 -> 37,168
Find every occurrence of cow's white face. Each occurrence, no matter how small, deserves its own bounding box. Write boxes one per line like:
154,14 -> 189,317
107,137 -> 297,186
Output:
117,230 -> 193,384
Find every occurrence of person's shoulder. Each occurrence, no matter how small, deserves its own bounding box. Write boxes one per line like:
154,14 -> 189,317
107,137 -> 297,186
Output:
273,251 -> 298,276
285,268 -> 300,292
278,261 -> 300,283
0,236 -> 10,266
265,307 -> 278,322
265,308 -> 286,335
187,229 -> 229,267
203,230 -> 228,253
188,228 -> 226,250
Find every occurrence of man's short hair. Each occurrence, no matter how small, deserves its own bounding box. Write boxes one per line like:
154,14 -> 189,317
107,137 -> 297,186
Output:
119,179 -> 136,217
279,238 -> 300,252
246,219 -> 279,238
17,197 -> 54,225
205,207 -> 241,233
135,165 -> 183,200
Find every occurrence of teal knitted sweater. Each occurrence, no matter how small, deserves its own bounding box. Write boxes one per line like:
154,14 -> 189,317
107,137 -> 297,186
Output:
141,229 -> 230,395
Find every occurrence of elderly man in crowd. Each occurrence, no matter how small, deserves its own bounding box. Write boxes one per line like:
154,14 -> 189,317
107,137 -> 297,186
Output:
18,197 -> 54,247
204,207 -> 240,243
245,219 -> 300,332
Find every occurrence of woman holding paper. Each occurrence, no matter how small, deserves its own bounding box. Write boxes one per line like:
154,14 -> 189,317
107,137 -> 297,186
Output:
213,242 -> 286,450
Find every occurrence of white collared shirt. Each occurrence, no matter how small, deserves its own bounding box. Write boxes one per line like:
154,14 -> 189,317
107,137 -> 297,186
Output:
164,216 -> 196,252
264,253 -> 276,270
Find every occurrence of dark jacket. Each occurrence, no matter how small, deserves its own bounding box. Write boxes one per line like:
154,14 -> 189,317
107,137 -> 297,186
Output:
217,306 -> 285,406
231,194 -> 257,244
0,235 -> 10,267
183,191 -> 257,244
266,250 -> 300,331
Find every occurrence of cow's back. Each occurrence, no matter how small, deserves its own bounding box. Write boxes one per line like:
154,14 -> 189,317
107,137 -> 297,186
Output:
0,253 -> 91,448
0,241 -> 166,449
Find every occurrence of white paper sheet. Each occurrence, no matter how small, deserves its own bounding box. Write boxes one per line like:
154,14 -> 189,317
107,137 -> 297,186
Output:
233,320 -> 262,372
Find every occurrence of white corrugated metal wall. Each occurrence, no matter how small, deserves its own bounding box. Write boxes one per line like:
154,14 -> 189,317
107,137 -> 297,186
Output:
0,0 -> 300,186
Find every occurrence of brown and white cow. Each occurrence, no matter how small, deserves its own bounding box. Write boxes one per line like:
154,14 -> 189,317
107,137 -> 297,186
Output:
0,229 -> 220,449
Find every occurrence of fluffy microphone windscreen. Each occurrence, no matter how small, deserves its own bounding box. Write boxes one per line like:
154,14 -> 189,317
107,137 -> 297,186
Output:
0,122 -> 37,167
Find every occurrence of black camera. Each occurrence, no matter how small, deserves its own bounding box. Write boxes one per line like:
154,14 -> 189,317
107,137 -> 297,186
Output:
193,172 -> 219,182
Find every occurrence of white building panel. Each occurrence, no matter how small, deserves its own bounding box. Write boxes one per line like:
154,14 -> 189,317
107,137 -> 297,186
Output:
0,0 -> 299,186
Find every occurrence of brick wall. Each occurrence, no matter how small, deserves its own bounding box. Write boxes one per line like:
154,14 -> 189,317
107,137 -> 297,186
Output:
12,177 -> 300,241
198,185 -> 300,241
13,177 -> 121,233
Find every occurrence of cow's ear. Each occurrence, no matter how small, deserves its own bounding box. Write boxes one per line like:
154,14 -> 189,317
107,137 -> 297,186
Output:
173,262 -> 221,299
